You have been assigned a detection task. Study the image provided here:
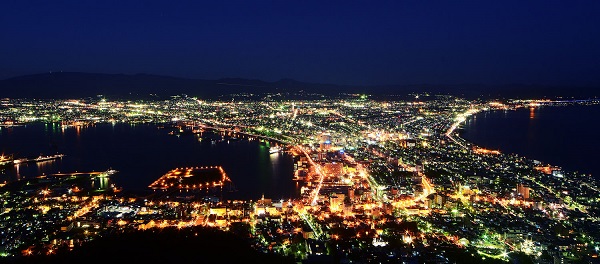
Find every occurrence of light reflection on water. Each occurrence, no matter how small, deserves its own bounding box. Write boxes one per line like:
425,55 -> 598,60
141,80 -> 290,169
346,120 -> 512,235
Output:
462,105 -> 600,179
0,123 -> 298,200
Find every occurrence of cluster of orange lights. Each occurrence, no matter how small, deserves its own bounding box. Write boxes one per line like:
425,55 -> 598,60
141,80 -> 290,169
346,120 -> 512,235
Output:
0,155 -> 11,162
473,147 -> 501,155
534,166 -> 556,175
148,166 -> 231,190
468,195 -> 535,208
488,102 -> 506,108
22,247 -> 55,256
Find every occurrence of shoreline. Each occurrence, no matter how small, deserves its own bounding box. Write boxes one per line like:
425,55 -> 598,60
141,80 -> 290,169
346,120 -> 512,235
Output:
0,123 -> 298,200
455,104 -> 598,179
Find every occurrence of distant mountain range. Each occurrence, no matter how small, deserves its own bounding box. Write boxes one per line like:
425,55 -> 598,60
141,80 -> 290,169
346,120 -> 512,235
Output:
0,72 -> 598,99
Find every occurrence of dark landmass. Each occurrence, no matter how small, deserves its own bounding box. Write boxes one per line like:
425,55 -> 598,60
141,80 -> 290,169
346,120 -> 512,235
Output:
1,72 -> 599,99
7,226 -> 293,264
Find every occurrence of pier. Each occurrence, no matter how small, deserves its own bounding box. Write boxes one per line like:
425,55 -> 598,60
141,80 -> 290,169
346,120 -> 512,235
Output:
14,154 -> 65,164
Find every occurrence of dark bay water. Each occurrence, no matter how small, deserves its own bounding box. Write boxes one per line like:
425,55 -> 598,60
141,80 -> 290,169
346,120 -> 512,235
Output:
0,123 -> 297,200
462,104 -> 600,179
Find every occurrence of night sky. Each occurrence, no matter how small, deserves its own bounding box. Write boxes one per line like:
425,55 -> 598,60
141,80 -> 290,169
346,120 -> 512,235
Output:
2,0 -> 600,86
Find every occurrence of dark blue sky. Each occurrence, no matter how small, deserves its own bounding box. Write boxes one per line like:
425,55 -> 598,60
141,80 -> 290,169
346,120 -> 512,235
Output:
2,0 -> 599,86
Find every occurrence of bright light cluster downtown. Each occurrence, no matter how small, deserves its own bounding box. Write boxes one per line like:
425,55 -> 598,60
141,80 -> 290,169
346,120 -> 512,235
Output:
1,94 -> 600,263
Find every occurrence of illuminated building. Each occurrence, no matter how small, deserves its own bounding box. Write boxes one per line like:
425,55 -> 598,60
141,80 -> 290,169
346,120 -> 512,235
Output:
323,162 -> 344,177
329,194 -> 345,213
517,184 -> 530,199
319,132 -> 332,150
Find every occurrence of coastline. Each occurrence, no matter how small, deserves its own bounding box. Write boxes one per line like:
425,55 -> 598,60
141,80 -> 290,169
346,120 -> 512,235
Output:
457,104 -> 600,179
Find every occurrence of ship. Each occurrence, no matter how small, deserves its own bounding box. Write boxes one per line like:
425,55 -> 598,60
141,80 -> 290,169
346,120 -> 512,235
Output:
13,158 -> 28,164
99,169 -> 118,177
0,120 -> 23,127
34,154 -> 65,162
269,146 -> 282,154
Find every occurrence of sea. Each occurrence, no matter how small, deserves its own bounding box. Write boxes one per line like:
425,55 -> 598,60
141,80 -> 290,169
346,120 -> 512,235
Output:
0,123 -> 297,200
461,104 -> 600,180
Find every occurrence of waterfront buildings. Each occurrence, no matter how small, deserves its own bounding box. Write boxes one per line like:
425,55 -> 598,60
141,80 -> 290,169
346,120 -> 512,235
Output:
1,95 -> 599,263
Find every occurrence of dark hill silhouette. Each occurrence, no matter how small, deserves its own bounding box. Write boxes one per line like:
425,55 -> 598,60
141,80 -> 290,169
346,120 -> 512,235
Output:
10,226 -> 293,264
1,72 -> 598,99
